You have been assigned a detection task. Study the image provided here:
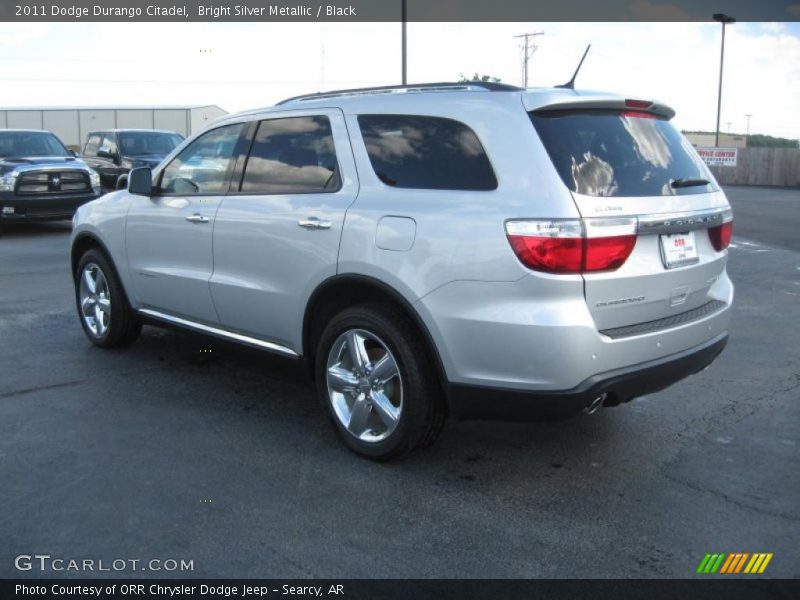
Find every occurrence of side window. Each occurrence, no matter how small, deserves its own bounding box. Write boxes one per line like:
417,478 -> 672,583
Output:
357,115 -> 497,191
99,133 -> 117,155
240,116 -> 340,194
159,123 -> 244,195
84,134 -> 101,156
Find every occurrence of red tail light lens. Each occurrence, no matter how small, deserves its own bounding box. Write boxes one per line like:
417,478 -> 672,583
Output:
507,235 -> 583,274
506,219 -> 637,274
708,220 -> 733,251
584,235 -> 638,271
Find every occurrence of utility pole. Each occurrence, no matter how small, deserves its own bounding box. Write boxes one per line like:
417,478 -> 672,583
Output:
713,13 -> 736,147
726,121 -> 732,133
514,31 -> 544,88
745,113 -> 753,137
401,0 -> 407,85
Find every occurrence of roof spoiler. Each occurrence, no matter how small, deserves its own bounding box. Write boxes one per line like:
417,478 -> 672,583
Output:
532,98 -> 676,120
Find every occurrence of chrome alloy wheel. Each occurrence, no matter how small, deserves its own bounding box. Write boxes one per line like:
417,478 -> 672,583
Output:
326,329 -> 403,443
78,262 -> 111,337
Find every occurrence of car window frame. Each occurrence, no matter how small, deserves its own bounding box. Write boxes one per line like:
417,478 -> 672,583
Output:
229,114 -> 343,197
154,122 -> 250,197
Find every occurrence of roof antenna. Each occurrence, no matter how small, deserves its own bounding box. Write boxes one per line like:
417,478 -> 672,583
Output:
557,44 -> 591,89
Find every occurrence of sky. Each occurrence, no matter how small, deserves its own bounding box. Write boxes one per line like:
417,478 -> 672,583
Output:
0,21 -> 798,139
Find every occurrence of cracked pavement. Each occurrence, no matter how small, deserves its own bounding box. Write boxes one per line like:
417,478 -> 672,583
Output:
0,185 -> 797,578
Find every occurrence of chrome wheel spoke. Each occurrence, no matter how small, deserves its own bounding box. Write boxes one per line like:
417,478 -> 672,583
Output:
97,297 -> 111,314
94,304 -> 105,330
347,397 -> 372,436
82,268 -> 96,294
327,364 -> 359,394
369,353 -> 398,386
81,296 -> 96,316
370,390 -> 400,428
345,331 -> 369,373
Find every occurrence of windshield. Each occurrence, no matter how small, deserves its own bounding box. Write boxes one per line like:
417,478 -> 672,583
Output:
0,131 -> 71,158
119,132 -> 183,156
530,110 -> 717,197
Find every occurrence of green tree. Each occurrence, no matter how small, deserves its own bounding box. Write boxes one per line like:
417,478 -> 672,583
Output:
458,73 -> 502,83
745,134 -> 799,149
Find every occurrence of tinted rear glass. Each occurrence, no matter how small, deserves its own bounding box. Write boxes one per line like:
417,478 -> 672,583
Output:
530,110 -> 716,197
358,115 -> 497,191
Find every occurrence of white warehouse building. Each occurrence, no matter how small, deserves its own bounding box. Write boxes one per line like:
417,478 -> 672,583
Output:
0,105 -> 228,149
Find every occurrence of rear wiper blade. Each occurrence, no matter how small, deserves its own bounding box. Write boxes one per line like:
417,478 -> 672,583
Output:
670,177 -> 710,188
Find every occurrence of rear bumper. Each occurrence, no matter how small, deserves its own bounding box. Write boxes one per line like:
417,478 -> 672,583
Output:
447,332 -> 728,420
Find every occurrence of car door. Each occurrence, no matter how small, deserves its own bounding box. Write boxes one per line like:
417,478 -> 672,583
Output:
210,109 -> 358,352
125,122 -> 247,324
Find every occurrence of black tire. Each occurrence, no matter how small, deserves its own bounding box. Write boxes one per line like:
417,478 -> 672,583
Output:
315,304 -> 446,460
75,248 -> 141,348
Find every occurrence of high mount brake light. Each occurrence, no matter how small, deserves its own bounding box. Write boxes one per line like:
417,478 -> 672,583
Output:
625,99 -> 653,109
505,218 -> 638,274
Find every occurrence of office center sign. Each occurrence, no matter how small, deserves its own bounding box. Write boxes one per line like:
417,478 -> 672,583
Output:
697,147 -> 738,167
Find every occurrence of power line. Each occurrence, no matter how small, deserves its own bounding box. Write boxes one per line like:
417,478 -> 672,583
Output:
513,31 -> 544,88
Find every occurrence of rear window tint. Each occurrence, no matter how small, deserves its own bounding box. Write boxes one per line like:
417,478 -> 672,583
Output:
358,115 -> 497,191
530,110 -> 717,197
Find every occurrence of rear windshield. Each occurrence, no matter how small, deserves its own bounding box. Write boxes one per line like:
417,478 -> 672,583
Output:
530,110 -> 716,197
0,131 -> 70,158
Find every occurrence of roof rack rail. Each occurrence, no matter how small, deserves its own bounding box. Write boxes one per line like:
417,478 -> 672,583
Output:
276,81 -> 523,105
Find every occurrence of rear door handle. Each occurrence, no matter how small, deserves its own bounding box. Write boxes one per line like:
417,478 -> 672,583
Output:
185,213 -> 209,224
298,217 -> 332,230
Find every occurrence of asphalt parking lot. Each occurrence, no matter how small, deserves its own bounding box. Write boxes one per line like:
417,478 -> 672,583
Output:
0,185 -> 798,579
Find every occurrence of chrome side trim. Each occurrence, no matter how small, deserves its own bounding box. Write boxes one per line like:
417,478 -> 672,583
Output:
137,308 -> 299,358
637,207 -> 731,236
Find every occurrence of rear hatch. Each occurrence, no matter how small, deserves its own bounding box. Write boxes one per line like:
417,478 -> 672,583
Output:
524,97 -> 732,332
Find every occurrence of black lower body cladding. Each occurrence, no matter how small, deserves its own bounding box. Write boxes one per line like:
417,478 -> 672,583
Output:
447,333 -> 728,421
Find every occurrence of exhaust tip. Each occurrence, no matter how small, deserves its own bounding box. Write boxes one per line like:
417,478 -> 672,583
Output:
584,393 -> 607,415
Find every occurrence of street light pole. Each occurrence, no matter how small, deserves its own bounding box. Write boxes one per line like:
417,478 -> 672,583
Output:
713,13 -> 736,147
401,0 -> 407,85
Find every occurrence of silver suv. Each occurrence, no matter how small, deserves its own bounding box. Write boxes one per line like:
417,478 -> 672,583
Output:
70,82 -> 733,460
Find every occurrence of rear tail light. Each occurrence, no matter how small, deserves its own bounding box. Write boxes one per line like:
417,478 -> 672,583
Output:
505,218 -> 637,274
708,212 -> 733,251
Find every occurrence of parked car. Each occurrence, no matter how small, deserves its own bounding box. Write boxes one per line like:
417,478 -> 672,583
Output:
0,129 -> 101,231
80,129 -> 184,190
70,82 -> 733,460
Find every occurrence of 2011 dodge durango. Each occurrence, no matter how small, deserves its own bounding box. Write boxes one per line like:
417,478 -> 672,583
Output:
70,82 -> 733,460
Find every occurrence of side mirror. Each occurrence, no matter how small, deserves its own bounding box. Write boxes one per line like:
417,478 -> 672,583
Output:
128,167 -> 153,196
97,148 -> 117,161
